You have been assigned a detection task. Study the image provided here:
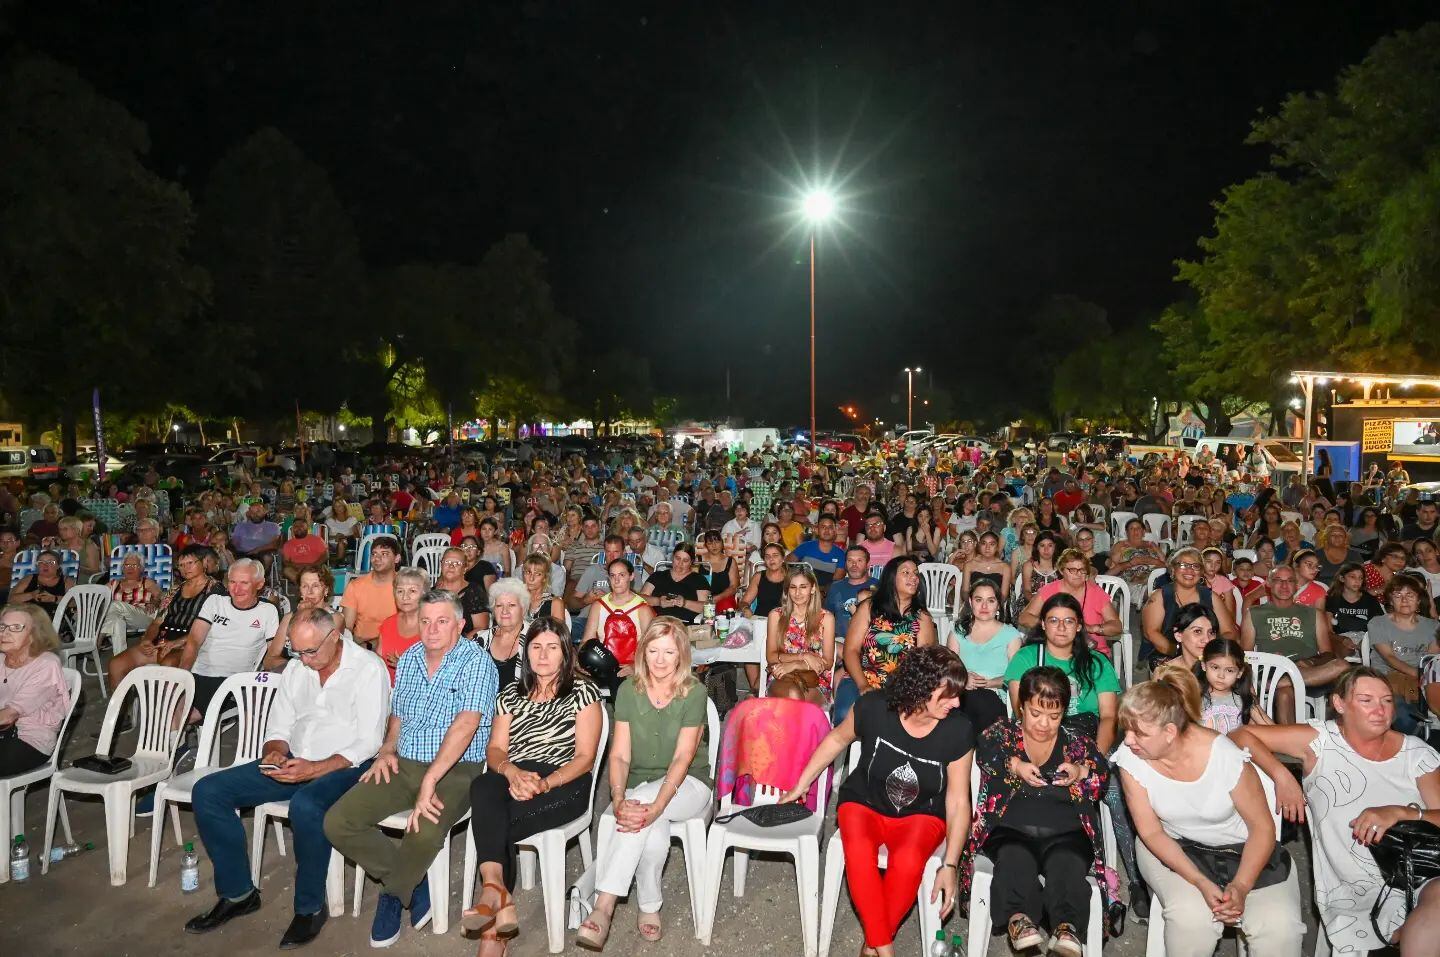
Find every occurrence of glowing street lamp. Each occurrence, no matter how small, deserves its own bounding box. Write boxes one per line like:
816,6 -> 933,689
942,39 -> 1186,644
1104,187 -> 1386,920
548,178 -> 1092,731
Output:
904,367 -> 922,433
801,189 -> 836,458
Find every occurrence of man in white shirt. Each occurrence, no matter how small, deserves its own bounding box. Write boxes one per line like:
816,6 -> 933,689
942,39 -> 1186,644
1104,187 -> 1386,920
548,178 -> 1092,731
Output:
179,558 -> 280,723
184,607 -> 390,947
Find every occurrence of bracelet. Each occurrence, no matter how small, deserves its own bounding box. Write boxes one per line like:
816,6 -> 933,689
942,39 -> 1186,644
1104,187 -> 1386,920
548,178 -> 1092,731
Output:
939,863 -> 958,871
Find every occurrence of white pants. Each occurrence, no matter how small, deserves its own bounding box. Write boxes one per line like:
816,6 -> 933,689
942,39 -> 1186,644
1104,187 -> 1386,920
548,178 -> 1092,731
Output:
1138,841 -> 1305,957
594,776 -> 711,912
103,603 -> 154,652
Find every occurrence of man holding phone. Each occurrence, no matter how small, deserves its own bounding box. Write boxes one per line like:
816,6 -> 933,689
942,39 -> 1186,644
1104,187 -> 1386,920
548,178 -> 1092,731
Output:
184,608 -> 389,948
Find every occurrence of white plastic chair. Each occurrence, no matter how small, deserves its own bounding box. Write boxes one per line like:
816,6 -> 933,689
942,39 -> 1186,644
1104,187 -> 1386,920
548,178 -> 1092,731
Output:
412,545 -> 449,586
0,668 -> 81,884
818,743 -> 942,957
1094,575 -> 1135,688
42,665 -> 194,885
53,584 -> 114,697
1143,514 -> 1174,547
353,532 -> 389,573
1145,768 -> 1280,956
1231,548 -> 1258,564
460,708 -> 612,953
918,562 -> 961,640
699,752 -> 832,956
149,672 -> 281,887
1245,651 -> 1306,724
411,532 -> 451,557
349,811 -> 470,935
1145,566 -> 1167,600
966,762 -> 1109,957
587,700 -> 720,940
1175,515 -> 1202,545
1110,510 -> 1139,542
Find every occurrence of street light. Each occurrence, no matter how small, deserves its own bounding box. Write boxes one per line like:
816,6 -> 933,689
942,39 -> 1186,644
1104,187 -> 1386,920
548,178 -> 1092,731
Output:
801,189 -> 836,459
904,367 -> 922,433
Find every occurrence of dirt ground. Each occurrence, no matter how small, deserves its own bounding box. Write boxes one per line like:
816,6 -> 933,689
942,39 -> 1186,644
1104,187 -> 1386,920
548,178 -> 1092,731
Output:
4,681 -> 1326,957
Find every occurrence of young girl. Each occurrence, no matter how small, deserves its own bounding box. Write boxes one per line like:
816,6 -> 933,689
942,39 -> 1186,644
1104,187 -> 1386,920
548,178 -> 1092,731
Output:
1191,637 -> 1271,732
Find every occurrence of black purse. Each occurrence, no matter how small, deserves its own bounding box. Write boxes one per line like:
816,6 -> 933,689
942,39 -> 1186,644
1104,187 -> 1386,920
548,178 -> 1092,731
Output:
712,803 -> 813,828
1369,819 -> 1440,938
1174,837 -> 1292,890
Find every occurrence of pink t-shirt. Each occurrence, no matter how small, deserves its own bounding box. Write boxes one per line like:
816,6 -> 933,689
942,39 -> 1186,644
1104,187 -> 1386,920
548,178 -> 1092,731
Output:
860,537 -> 895,567
0,652 -> 70,755
1295,581 -> 1327,608
1035,581 -> 1114,655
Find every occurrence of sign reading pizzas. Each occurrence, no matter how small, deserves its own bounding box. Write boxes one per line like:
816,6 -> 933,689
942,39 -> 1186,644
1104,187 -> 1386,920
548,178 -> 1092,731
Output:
1362,419 -> 1393,453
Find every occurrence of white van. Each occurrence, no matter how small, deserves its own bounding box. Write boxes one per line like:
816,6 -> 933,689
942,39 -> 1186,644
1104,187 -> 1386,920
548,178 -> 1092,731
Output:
0,446 -> 61,483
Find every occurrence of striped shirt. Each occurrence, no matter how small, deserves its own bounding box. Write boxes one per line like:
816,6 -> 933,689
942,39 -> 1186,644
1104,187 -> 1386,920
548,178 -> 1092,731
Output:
391,639 -> 497,764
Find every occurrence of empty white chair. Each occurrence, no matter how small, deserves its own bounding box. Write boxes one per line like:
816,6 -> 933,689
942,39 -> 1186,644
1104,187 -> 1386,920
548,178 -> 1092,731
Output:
918,563 -> 961,639
0,668 -> 81,884
412,545 -> 449,586
149,672 -> 281,887
818,743 -> 942,956
1110,510 -> 1139,542
411,532 -> 450,557
42,665 -> 194,885
53,584 -> 113,697
967,762 -> 1110,957
1143,513 -> 1173,546
1245,652 -> 1306,724
460,709 -> 612,953
699,762 -> 832,956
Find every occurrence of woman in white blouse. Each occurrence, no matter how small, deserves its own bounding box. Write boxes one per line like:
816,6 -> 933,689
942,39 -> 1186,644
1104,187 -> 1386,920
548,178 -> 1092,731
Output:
1114,664 -> 1303,957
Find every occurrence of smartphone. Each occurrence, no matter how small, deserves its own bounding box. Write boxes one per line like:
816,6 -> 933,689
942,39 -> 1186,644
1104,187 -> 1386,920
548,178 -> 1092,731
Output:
258,763 -> 282,772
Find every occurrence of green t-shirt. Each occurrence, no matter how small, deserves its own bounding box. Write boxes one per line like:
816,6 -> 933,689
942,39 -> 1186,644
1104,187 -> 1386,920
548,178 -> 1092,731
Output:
1003,644 -> 1122,719
613,677 -> 711,789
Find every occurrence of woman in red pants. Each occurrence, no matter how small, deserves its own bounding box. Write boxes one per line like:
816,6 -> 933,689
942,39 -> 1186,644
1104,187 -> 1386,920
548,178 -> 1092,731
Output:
783,645 -> 975,956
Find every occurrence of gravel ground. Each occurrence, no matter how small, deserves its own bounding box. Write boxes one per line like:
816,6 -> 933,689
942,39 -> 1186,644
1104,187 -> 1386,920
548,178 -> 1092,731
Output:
5,679 -> 1329,957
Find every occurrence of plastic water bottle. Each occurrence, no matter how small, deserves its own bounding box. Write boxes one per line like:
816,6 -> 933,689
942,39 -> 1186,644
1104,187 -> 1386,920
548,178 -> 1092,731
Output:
931,930 -> 949,957
180,841 -> 199,893
48,841 -> 95,863
703,599 -> 716,622
10,835 -> 30,883
949,931 -> 965,956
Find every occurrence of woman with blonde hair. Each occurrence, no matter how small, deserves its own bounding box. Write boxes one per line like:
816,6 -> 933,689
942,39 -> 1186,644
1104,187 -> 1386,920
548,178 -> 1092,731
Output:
577,617 -> 711,949
520,553 -> 565,624
1113,664 -> 1302,957
765,565 -> 836,707
0,603 -> 71,774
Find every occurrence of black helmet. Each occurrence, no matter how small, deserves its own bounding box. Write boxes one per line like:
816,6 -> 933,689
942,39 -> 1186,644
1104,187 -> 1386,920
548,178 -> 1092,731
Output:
577,639 -> 621,692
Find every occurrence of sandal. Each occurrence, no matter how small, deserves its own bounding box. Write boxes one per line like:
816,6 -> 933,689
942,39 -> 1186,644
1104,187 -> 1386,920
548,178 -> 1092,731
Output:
575,909 -> 612,952
638,911 -> 663,942
461,881 -> 517,939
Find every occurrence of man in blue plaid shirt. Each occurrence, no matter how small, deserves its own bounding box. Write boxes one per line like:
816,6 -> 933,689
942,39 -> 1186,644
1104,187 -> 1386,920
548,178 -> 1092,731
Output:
324,589 -> 498,948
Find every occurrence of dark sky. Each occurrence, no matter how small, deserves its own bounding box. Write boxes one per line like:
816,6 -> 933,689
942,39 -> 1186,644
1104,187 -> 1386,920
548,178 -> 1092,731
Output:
11,2 -> 1437,427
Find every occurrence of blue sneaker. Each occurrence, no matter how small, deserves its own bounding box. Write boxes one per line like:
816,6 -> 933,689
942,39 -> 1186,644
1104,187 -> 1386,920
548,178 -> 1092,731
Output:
370,892 -> 403,948
135,789 -> 155,815
409,877 -> 431,929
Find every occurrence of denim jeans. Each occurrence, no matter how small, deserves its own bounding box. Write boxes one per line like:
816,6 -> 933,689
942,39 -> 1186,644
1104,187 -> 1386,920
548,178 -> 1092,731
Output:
192,758 -> 371,915
831,677 -> 862,725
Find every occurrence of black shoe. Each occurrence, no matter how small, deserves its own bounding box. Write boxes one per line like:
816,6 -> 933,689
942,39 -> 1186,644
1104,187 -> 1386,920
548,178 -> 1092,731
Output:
185,890 -> 261,934
1106,898 -> 1127,938
1129,880 -> 1151,923
279,910 -> 326,949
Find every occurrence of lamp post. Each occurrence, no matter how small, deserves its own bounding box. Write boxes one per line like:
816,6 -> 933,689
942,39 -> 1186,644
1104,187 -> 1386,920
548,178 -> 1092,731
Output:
904,366 -> 922,433
802,190 -> 835,458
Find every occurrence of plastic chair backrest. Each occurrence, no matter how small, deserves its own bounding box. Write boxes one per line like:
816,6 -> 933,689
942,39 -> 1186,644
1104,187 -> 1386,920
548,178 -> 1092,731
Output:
1245,651 -> 1306,724
585,706 -> 611,814
109,543 -> 174,591
918,562 -> 960,618
354,532 -> 390,573
1143,513 -> 1172,541
1231,548 -> 1258,564
194,671 -> 283,771
1145,567 -> 1167,596
412,546 -> 449,586
10,548 -> 81,588
706,698 -> 721,770
39,668 -> 85,776
52,584 -> 112,645
1176,515 -> 1202,544
1110,510 -> 1139,541
1094,575 -> 1131,630
99,665 -> 195,761
412,533 -> 450,556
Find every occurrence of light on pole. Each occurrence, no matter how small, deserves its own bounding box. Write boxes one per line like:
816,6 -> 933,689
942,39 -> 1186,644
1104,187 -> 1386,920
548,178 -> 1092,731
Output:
904,367 -> 922,432
802,189 -> 836,458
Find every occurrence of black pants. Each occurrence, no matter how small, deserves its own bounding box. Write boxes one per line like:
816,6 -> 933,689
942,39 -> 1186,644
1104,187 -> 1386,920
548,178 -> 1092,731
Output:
961,690 -> 1009,735
469,760 -> 591,890
984,828 -> 1093,933
0,734 -> 48,776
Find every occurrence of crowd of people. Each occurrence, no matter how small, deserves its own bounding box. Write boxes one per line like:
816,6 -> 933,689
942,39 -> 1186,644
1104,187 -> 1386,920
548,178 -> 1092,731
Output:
4,431 -> 1440,955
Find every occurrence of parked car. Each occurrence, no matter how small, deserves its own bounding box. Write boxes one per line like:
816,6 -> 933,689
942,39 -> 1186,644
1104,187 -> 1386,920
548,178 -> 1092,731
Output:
65,451 -> 126,482
0,445 -> 61,484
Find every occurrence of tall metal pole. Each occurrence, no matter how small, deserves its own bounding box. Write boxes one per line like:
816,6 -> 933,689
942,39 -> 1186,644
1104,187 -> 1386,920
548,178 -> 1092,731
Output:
809,231 -> 817,459
907,369 -> 914,433
1301,375 -> 1314,485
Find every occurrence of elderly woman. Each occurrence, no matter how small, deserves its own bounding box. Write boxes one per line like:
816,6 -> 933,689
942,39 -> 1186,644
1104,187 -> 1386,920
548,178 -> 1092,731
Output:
520,554 -> 565,624
462,616 -> 602,951
10,548 -> 73,612
0,604 -> 72,774
782,646 -> 974,957
484,577 -> 530,688
56,516 -> 102,583
107,544 -> 225,691
1272,521 -> 1313,564
376,568 -> 426,682
1115,664 -> 1303,957
262,564 -> 344,671
644,502 -> 686,555
1233,667 -> 1440,956
436,546 -> 490,635
964,666 -> 1111,957
1366,574 -> 1440,734
1140,547 -> 1235,666
1108,519 -> 1166,602
577,618 -> 711,950
102,552 -> 164,651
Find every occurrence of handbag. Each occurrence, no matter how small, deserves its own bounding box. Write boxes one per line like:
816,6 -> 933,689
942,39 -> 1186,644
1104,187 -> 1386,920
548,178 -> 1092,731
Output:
1369,818 -> 1440,938
1174,837 -> 1292,890
712,803 -> 813,828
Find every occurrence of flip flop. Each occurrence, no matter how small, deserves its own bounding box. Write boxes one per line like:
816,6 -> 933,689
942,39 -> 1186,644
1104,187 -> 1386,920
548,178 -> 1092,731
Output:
576,909 -> 612,952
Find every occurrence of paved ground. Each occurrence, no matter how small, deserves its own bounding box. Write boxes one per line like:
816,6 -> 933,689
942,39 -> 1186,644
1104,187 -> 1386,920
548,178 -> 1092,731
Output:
6,677 -> 1331,957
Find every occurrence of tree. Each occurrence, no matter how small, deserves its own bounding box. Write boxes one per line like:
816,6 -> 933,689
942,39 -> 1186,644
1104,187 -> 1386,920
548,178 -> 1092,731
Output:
1052,325 -> 1173,439
0,55 -> 209,458
193,127 -> 366,417
1020,295 -> 1112,429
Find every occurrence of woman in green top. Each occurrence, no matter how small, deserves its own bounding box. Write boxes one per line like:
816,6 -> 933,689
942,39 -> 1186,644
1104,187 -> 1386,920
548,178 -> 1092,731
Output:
578,616 -> 710,950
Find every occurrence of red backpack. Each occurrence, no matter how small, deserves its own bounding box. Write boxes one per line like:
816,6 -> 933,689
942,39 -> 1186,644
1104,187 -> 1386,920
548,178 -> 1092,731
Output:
601,597 -> 640,666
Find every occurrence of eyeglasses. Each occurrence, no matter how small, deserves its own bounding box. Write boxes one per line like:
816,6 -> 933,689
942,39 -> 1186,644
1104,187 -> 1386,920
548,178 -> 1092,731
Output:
459,543 -> 478,550
1175,562 -> 1201,571
292,628 -> 337,659
1043,617 -> 1080,629
1061,565 -> 1087,574
442,560 -> 464,568
0,623 -> 28,633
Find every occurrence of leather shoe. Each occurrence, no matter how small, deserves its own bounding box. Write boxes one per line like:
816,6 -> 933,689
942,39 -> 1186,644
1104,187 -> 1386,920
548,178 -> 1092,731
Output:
279,910 -> 326,949
185,890 -> 261,934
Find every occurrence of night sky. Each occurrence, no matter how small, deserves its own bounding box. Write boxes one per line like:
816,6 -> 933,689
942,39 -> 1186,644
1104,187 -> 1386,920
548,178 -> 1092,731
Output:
10,2 -> 1437,428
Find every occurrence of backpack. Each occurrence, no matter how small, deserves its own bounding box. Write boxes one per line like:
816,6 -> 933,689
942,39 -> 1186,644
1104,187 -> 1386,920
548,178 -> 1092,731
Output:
601,597 -> 639,666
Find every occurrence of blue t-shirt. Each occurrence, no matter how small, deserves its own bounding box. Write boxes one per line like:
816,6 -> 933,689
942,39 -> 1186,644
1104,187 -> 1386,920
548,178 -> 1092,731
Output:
792,540 -> 845,578
825,577 -> 873,636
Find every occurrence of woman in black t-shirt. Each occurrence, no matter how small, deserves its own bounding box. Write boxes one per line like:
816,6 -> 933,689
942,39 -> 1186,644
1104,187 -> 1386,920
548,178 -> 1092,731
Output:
1325,562 -> 1385,637
782,646 -> 974,954
640,543 -> 710,624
